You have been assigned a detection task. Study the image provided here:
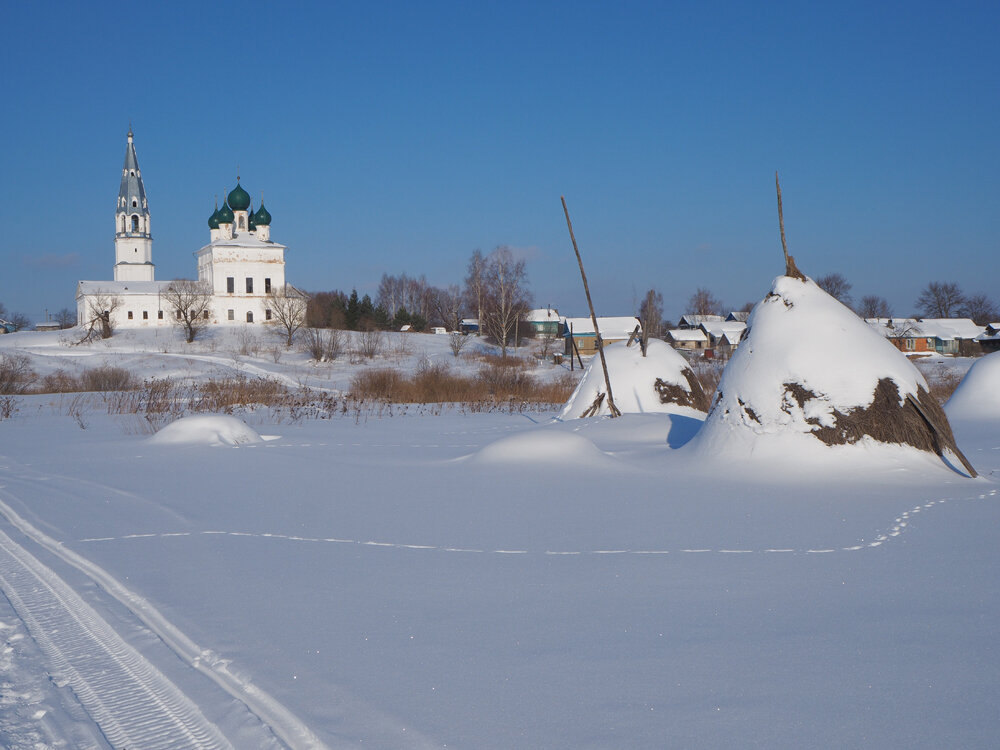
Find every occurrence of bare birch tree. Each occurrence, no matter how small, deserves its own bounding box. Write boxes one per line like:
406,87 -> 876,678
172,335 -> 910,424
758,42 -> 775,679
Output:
82,289 -> 123,340
463,249 -> 487,333
480,246 -> 532,357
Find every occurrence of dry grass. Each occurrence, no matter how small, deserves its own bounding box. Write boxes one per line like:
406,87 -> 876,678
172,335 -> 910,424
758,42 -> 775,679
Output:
351,360 -> 576,405
915,363 -> 964,405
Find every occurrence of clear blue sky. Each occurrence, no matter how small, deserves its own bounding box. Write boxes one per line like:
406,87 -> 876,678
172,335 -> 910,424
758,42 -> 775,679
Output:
1,0 -> 997,324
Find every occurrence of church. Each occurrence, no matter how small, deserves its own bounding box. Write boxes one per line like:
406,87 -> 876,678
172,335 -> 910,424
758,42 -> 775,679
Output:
76,129 -> 302,330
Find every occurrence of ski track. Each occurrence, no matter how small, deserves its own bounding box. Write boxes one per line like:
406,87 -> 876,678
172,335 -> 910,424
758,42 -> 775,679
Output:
0,525 -> 233,750
0,494 -> 329,750
76,490 -> 998,556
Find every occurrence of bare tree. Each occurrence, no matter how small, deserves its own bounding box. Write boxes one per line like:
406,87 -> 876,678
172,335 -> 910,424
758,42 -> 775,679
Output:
432,284 -> 464,332
916,282 -> 965,318
82,289 -> 123,340
686,287 -> 721,316
858,295 -> 893,319
961,293 -> 999,325
266,284 -> 308,347
9,313 -> 30,332
480,246 -> 532,357
301,327 -> 344,361
816,273 -> 853,305
55,308 -> 77,328
0,353 -> 36,394
356,325 -> 384,359
638,288 -> 663,354
163,280 -> 212,343
463,249 -> 487,333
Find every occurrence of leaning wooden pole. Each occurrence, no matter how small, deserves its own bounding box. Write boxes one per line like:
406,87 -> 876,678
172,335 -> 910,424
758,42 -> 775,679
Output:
561,196 -> 621,417
775,171 -> 805,281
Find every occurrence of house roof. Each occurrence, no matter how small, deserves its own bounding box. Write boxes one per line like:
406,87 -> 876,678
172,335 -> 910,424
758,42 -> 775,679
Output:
563,316 -> 640,337
679,314 -> 724,327
667,328 -> 708,342
700,321 -> 747,338
524,307 -> 560,322
726,311 -> 750,322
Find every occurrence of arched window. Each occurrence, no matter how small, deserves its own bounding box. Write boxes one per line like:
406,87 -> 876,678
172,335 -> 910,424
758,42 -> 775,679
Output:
132,199 -> 137,208
122,216 -> 126,233
246,311 -> 254,323
239,216 -> 245,229
131,215 -> 139,232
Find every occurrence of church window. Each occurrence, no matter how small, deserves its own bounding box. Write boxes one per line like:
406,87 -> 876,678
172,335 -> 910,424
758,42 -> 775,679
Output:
226,277 -> 235,294
122,216 -> 126,233
239,216 -> 245,229
265,308 -> 272,320
246,277 -> 253,293
142,311 -> 148,320
264,277 -> 271,293
132,199 -> 137,208
176,310 -> 182,320
246,311 -> 254,323
203,310 -> 209,319
158,310 -> 163,320
228,309 -> 234,320
130,170 -> 135,177
131,215 -> 139,232
127,311 -> 133,319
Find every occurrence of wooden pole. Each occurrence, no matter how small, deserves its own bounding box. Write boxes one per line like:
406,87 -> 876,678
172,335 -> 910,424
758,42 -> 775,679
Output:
561,196 -> 621,417
775,171 -> 805,280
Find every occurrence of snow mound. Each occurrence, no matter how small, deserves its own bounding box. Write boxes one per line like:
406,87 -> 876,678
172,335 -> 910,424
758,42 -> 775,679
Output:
560,339 -> 709,419
946,351 -> 1000,421
690,275 -> 972,473
147,415 -> 263,446
471,429 -> 614,466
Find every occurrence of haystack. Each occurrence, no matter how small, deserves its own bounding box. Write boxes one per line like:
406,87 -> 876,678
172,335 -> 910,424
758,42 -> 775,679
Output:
560,338 -> 710,419
690,274 -> 976,476
945,351 -> 1000,422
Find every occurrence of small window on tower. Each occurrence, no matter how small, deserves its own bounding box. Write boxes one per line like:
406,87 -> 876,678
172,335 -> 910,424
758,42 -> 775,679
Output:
132,199 -> 137,208
239,216 -> 245,229
132,215 -> 139,232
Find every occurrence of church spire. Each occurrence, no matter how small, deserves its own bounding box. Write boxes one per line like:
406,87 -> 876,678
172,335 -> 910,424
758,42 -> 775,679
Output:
114,127 -> 155,281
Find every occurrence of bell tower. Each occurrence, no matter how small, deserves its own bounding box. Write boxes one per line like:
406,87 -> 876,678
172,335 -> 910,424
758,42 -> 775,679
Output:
114,126 -> 155,281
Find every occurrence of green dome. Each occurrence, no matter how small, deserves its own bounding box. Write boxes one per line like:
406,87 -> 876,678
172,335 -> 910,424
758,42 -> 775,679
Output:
208,206 -> 220,229
253,202 -> 272,226
217,201 -> 234,224
227,182 -> 251,211
248,206 -> 257,231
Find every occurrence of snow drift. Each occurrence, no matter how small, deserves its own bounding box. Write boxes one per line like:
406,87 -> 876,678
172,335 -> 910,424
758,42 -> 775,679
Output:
559,338 -> 709,419
471,429 -> 616,467
147,415 -> 263,446
690,274 -> 975,475
946,351 -> 1000,421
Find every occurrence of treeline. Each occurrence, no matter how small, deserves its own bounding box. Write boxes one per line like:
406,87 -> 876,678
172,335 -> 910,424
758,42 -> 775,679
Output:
306,247 -> 533,355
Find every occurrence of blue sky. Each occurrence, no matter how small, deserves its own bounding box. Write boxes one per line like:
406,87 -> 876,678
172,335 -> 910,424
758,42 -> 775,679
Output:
1,0 -> 997,324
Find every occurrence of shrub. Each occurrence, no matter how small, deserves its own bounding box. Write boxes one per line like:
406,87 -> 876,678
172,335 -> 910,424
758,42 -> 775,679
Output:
81,366 -> 137,392
302,328 -> 344,361
0,353 -> 36,394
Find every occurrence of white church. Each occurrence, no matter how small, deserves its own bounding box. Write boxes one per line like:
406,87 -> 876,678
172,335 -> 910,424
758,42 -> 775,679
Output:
76,128 -> 301,329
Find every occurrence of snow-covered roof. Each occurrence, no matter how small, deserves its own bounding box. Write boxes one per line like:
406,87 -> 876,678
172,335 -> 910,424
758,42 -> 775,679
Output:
976,323 -> 1000,341
667,328 -> 708,342
679,314 -> 724,327
700,321 -> 747,338
77,280 -> 175,297
563,316 -> 640,337
726,311 -> 750,322
524,308 -> 559,323
865,318 -> 984,341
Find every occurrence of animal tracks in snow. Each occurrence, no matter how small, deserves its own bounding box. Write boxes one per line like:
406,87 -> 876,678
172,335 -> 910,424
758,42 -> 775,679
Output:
78,490 -> 998,557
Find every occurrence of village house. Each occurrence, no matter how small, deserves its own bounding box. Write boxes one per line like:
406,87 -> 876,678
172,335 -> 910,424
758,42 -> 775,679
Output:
975,323 -> 1000,354
665,328 -> 709,351
563,316 -> 641,356
865,318 -> 984,356
523,308 -> 563,339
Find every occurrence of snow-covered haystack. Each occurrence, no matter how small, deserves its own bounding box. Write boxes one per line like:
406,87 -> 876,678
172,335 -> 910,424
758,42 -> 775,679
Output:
690,274 -> 976,475
147,415 -> 263,446
559,339 -> 710,419
945,351 -> 1000,422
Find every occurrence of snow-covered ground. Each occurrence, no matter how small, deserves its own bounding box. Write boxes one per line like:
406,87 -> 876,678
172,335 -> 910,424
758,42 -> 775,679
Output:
0,328 -> 998,748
